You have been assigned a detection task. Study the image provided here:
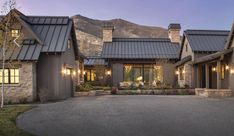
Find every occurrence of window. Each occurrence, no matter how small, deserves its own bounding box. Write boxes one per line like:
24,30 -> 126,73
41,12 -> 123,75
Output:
221,65 -> 225,80
0,68 -> 19,84
123,64 -> 163,84
67,39 -> 71,49
179,67 -> 184,80
86,69 -> 96,81
11,29 -> 20,37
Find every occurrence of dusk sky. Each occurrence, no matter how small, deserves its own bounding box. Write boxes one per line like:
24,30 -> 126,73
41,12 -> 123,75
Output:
1,0 -> 234,30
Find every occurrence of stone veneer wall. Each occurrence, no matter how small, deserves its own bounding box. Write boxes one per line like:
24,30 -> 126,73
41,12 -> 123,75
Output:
168,29 -> 181,43
2,62 -> 36,103
178,64 -> 193,88
103,29 -> 113,42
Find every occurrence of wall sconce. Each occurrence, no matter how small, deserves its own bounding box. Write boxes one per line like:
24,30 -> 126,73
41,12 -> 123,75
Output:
73,71 -> 76,76
175,70 -> 179,75
107,70 -> 111,75
62,68 -> 67,75
212,67 -> 217,72
231,69 -> 234,75
225,65 -> 230,70
182,70 -> 185,74
83,71 -> 86,75
78,69 -> 81,74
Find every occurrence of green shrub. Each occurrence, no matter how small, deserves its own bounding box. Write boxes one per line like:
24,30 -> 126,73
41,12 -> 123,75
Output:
76,83 -> 93,92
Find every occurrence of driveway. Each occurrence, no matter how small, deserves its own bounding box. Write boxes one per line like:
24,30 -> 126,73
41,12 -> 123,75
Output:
17,95 -> 234,136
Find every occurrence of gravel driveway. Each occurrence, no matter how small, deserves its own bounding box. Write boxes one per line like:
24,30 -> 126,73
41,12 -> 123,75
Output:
17,95 -> 234,136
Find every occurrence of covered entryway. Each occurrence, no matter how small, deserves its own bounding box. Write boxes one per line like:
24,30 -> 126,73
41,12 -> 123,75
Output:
193,49 -> 233,97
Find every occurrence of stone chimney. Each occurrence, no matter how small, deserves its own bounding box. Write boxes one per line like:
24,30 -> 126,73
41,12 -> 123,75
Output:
168,23 -> 181,43
102,21 -> 114,42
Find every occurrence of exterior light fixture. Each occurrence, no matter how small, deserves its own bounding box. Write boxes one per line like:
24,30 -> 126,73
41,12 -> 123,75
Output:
225,65 -> 230,70
73,71 -> 76,76
212,67 -> 216,72
182,70 -> 185,74
78,69 -> 81,74
62,68 -> 67,74
231,69 -> 234,75
176,70 -> 179,75
107,70 -> 111,75
83,71 -> 86,75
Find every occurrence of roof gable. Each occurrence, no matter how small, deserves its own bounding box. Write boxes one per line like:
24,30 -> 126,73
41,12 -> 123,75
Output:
225,22 -> 234,49
101,38 -> 180,59
184,30 -> 229,52
0,9 -> 80,61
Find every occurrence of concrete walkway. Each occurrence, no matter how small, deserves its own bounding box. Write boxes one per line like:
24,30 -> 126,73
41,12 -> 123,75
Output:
17,95 -> 234,136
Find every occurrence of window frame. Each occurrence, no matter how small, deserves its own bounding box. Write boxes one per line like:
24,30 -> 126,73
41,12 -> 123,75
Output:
0,68 -> 20,84
11,29 -> 20,38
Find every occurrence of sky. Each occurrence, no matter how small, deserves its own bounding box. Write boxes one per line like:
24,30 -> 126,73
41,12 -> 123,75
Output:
1,0 -> 234,31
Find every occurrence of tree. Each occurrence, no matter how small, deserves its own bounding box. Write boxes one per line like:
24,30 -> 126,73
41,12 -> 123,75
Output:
0,0 -> 20,108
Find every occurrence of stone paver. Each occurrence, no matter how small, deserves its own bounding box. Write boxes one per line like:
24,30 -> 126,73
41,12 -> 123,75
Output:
17,95 -> 234,136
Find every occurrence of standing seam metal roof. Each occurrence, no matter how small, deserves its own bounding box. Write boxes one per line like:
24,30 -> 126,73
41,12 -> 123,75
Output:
0,9 -> 74,61
184,30 -> 229,52
101,38 -> 180,59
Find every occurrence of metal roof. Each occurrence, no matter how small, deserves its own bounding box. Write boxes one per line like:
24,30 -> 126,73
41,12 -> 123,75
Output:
184,30 -> 229,52
0,9 -> 78,61
84,57 -> 107,66
101,38 -> 180,59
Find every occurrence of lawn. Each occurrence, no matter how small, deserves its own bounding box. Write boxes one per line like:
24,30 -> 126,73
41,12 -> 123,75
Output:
0,105 -> 33,136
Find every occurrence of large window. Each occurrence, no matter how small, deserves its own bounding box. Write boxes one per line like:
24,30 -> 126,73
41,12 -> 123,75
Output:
86,69 -> 96,81
123,64 -> 163,84
0,68 -> 19,84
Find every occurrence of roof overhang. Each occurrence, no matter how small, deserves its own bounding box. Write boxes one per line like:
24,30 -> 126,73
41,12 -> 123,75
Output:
175,55 -> 192,67
193,47 -> 233,65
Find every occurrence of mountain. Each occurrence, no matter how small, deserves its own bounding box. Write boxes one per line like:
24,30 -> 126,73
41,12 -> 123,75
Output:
72,15 -> 168,56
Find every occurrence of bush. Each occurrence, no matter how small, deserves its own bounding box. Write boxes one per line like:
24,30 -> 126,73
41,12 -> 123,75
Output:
76,83 -> 93,92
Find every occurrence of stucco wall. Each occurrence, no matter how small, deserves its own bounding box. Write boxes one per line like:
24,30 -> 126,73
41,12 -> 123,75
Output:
2,62 -> 36,103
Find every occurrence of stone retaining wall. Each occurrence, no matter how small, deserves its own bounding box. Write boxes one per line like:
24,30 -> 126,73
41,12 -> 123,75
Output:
195,88 -> 233,97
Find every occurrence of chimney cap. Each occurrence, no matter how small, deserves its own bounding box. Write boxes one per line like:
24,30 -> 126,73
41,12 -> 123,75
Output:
103,21 -> 114,30
168,23 -> 181,30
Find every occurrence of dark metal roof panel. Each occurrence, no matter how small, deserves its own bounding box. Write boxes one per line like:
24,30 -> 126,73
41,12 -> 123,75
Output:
185,30 -> 229,52
102,38 -> 180,59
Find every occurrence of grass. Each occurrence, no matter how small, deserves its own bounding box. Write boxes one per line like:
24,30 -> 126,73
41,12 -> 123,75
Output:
0,105 -> 33,136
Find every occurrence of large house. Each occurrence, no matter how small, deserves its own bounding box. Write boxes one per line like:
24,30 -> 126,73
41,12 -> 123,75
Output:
0,9 -> 84,103
101,23 -> 181,87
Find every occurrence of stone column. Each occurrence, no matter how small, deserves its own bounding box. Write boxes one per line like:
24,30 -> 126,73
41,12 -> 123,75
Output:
217,61 -> 221,89
205,64 -> 209,89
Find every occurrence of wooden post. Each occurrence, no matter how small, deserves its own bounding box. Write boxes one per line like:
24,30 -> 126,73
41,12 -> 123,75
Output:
195,65 -> 200,88
217,61 -> 221,89
205,64 -> 209,89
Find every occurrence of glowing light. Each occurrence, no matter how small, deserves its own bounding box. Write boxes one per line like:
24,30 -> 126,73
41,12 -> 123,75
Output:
83,71 -> 86,75
176,71 -> 179,75
78,69 -> 81,74
225,65 -> 230,70
212,67 -> 216,72
182,70 -> 185,74
107,70 -> 111,75
62,69 -> 67,74
73,71 -> 76,76
231,69 -> 234,75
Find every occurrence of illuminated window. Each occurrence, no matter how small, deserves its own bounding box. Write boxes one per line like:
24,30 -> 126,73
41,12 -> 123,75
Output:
221,65 -> 225,80
123,64 -> 163,83
0,68 -> 19,84
86,69 -> 96,81
11,29 -> 20,37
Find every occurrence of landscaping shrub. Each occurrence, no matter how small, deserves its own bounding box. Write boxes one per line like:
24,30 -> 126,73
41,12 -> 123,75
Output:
76,83 -> 93,92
